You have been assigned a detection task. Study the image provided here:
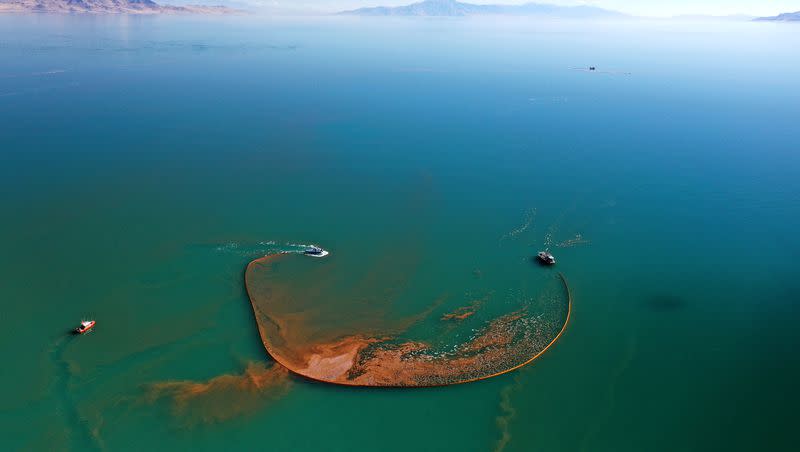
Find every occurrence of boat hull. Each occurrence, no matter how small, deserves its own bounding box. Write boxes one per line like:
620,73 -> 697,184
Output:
304,250 -> 329,258
537,253 -> 556,265
75,321 -> 96,334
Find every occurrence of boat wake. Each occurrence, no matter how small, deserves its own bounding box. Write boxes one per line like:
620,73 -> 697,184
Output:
212,241 -> 281,257
212,241 -> 329,258
48,334 -> 104,450
500,208 -> 536,242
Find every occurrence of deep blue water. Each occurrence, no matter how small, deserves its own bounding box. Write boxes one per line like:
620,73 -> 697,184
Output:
1,14 -> 799,451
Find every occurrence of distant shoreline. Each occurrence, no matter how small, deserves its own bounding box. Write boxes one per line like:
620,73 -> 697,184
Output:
0,1 -> 243,15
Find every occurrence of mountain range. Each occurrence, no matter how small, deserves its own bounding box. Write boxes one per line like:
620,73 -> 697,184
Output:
338,0 -> 624,18
755,11 -> 800,21
0,0 -> 237,14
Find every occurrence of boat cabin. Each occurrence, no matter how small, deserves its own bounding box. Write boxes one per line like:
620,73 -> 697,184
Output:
537,251 -> 556,265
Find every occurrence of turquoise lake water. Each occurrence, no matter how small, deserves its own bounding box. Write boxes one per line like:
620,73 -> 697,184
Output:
1,14 -> 799,451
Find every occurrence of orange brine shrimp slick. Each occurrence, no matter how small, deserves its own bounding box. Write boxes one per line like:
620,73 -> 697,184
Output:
244,253 -> 572,387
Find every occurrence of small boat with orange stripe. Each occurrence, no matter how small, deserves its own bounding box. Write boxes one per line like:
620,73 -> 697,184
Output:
75,320 -> 96,334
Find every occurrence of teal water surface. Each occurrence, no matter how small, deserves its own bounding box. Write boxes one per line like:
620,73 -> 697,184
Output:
1,15 -> 799,451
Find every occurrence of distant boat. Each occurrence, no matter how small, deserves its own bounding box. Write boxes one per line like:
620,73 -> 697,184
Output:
75,320 -> 96,334
589,66 -> 596,71
537,251 -> 556,265
303,246 -> 329,258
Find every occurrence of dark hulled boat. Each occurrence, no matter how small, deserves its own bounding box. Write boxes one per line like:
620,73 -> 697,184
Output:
537,251 -> 556,265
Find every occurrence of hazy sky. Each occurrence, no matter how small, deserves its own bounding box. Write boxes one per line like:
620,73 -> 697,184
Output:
256,0 -> 799,17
